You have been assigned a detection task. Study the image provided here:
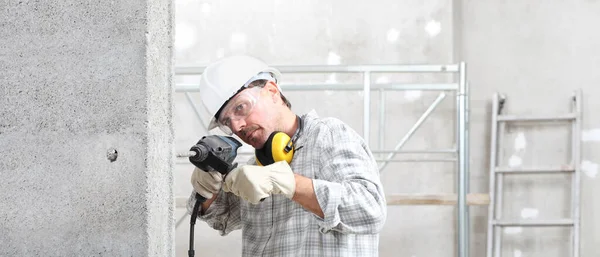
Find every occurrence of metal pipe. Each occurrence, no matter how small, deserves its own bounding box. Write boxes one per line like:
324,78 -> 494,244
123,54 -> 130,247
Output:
494,219 -> 574,227
493,101 -> 507,257
364,72 -> 371,147
371,149 -> 457,154
378,92 -> 447,172
465,81 -> 471,257
375,158 -> 457,162
177,158 -> 458,164
175,212 -> 189,228
184,92 -> 209,130
175,64 -> 460,75
455,77 -> 463,257
573,89 -> 582,257
175,149 -> 458,157
379,89 -> 385,160
463,82 -> 470,181
495,169 -> 575,174
457,61 -> 468,257
495,165 -> 574,173
278,83 -> 459,91
174,158 -> 458,165
485,94 -> 498,257
176,83 -> 459,92
497,113 -> 576,122
176,149 -> 457,156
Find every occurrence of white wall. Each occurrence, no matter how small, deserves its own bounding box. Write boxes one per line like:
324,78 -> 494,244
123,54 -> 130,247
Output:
459,1 -> 600,256
173,1 -> 600,256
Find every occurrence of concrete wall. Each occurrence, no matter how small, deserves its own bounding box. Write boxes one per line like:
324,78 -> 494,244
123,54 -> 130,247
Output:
173,0 -> 600,257
0,1 -> 174,256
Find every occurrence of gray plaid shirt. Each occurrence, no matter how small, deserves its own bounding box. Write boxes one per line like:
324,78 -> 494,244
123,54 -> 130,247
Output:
187,110 -> 387,257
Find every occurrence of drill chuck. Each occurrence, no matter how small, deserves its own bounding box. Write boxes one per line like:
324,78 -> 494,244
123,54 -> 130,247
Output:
188,144 -> 209,163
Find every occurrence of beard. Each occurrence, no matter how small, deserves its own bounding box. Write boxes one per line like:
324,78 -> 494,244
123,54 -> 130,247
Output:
240,125 -> 266,149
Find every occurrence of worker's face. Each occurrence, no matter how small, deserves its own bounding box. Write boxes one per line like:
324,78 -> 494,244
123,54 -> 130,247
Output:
217,83 -> 281,149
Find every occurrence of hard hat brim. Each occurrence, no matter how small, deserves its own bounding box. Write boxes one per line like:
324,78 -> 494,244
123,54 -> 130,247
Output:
207,118 -> 219,131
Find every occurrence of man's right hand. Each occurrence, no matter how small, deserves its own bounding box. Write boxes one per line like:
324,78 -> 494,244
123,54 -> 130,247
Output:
190,167 -> 224,199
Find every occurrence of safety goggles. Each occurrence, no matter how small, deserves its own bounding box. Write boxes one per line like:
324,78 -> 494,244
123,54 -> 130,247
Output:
216,86 -> 263,135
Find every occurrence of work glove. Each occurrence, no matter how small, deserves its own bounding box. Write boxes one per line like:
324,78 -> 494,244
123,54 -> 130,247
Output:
190,167 -> 224,199
222,161 -> 296,204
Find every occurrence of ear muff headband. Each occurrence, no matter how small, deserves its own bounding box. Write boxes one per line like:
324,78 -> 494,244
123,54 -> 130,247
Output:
255,116 -> 303,166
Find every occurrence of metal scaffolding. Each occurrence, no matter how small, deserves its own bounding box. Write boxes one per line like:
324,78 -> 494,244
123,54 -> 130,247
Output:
174,62 -> 472,257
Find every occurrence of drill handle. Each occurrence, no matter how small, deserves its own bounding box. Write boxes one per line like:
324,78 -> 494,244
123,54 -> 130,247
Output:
190,161 -> 236,225
190,193 -> 206,225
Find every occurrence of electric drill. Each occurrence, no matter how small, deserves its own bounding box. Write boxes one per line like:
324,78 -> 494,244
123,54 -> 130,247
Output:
185,135 -> 242,257
187,135 -> 242,183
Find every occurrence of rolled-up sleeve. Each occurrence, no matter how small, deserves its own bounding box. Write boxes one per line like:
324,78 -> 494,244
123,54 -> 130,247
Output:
311,121 -> 387,234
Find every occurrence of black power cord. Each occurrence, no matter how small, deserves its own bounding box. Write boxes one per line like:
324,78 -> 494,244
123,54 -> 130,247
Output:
189,193 -> 205,257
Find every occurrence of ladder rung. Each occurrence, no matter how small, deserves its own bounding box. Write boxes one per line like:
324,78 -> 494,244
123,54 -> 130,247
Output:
495,166 -> 575,174
494,219 -> 574,227
386,193 -> 490,205
497,113 -> 576,122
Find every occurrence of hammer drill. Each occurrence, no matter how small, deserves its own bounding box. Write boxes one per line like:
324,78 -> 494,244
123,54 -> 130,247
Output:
184,135 -> 242,257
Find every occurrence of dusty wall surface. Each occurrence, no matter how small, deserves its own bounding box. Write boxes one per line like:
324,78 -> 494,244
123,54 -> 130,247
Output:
0,0 -> 174,256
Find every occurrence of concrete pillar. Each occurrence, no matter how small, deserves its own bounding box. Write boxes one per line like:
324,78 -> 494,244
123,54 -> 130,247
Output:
0,1 -> 174,256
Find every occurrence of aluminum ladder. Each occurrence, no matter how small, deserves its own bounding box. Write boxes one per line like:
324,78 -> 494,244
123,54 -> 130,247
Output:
486,90 -> 582,257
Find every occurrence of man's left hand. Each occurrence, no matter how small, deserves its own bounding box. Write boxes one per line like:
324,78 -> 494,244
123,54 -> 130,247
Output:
223,161 -> 296,204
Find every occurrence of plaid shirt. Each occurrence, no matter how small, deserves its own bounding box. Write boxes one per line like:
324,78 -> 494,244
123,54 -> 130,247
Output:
187,110 -> 387,257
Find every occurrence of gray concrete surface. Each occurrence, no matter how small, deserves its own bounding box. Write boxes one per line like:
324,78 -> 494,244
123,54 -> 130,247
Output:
172,0 -> 600,257
0,1 -> 174,256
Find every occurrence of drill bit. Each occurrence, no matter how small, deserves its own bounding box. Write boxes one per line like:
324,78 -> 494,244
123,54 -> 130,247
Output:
177,151 -> 197,158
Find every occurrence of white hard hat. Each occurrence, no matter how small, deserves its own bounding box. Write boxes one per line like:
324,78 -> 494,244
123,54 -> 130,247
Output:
198,55 -> 282,132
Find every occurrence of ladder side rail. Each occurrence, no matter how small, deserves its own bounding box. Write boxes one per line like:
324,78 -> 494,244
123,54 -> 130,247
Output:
494,97 -> 507,257
572,90 -> 582,257
486,93 -> 501,257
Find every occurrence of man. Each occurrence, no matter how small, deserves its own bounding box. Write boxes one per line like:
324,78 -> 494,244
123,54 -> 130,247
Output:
187,55 -> 387,257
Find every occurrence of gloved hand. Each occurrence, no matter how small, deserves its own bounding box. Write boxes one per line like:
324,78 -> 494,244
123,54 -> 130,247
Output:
190,167 -> 224,199
222,161 -> 296,204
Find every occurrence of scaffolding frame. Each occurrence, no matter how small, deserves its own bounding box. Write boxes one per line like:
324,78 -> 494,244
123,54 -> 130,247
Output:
174,62 -> 474,257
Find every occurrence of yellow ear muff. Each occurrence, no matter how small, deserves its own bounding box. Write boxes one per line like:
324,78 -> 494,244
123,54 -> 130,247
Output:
255,131 -> 295,166
270,132 -> 295,164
